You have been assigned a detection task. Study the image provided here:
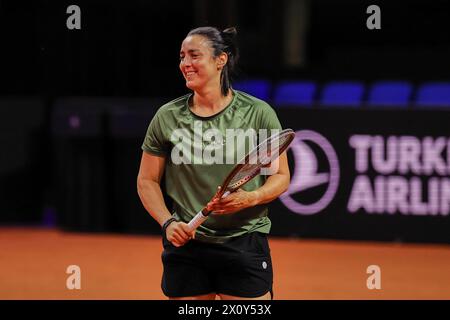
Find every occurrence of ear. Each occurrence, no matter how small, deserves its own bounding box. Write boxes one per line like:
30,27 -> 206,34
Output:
216,52 -> 228,69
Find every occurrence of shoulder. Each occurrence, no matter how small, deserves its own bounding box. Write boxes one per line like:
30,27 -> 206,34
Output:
234,90 -> 275,113
233,90 -> 278,120
233,90 -> 282,129
154,93 -> 191,119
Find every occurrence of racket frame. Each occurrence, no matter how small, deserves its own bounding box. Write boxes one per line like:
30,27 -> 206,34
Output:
186,128 -> 295,232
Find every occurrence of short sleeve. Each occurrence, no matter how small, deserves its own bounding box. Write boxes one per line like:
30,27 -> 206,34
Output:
141,110 -> 169,156
258,102 -> 283,131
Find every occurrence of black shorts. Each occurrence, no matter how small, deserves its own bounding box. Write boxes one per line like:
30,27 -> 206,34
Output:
161,232 -> 273,298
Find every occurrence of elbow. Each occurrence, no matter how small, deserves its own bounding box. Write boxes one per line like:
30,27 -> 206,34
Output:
281,182 -> 289,195
282,173 -> 291,194
137,175 -> 146,195
137,178 -> 142,196
137,175 -> 158,194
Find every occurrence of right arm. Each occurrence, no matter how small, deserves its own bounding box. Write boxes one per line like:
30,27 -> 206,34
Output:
137,151 -> 194,246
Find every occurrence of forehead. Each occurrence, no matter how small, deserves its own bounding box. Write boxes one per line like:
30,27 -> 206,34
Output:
180,35 -> 212,52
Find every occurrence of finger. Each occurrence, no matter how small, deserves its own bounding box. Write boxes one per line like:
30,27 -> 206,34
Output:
217,196 -> 235,204
208,197 -> 220,204
174,239 -> 189,247
170,235 -> 182,246
212,186 -> 222,198
170,226 -> 185,239
179,224 -> 195,239
175,238 -> 186,247
216,191 -> 237,202
218,205 -> 242,214
170,237 -> 182,247
209,202 -> 230,212
207,201 -> 218,210
176,224 -> 191,236
208,200 -> 228,209
215,209 -> 237,215
211,198 -> 221,207
216,198 -> 241,208
171,232 -> 185,244
212,186 -> 223,200
208,204 -> 220,212
174,229 -> 190,241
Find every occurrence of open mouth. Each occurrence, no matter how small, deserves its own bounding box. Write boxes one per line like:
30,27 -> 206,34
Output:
185,71 -> 197,78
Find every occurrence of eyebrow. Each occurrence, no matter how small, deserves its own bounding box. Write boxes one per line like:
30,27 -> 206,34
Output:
180,49 -> 201,55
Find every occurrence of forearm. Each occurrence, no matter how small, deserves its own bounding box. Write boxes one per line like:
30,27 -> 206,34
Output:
252,173 -> 290,205
137,179 -> 173,227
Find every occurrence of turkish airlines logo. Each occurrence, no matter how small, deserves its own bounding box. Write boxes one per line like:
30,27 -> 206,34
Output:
280,130 -> 340,215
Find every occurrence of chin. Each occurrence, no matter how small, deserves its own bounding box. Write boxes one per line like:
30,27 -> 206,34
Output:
186,81 -> 199,91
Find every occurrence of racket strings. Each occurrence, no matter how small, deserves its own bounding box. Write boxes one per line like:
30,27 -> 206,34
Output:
226,130 -> 294,191
228,164 -> 261,189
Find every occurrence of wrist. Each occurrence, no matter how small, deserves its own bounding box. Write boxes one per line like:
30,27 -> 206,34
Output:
251,190 -> 262,206
161,217 -> 177,234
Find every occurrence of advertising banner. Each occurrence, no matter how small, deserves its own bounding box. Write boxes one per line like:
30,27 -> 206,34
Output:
271,108 -> 450,243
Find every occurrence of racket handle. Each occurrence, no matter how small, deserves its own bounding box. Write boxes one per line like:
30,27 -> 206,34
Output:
186,191 -> 231,232
187,210 -> 209,233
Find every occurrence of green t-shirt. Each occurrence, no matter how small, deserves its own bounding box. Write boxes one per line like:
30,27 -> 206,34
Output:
141,90 -> 283,243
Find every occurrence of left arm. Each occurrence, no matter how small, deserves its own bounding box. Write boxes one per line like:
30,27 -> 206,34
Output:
207,152 -> 290,215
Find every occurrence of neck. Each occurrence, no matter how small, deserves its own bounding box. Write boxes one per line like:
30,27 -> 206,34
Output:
193,84 -> 231,113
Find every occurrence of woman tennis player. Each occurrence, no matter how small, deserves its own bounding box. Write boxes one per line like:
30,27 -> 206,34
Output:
137,26 -> 290,300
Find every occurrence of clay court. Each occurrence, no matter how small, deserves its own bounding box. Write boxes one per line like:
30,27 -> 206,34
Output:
1,227 -> 449,300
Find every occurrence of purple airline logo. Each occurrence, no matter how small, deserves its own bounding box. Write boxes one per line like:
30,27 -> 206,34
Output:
280,130 -> 340,215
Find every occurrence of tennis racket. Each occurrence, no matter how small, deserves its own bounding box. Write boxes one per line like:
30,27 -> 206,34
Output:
186,128 -> 295,232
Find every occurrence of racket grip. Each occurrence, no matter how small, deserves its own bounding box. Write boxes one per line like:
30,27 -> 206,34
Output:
187,210 -> 209,233
186,191 -> 231,232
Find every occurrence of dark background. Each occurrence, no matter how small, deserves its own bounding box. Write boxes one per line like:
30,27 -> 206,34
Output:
1,0 -> 449,242
2,0 -> 450,97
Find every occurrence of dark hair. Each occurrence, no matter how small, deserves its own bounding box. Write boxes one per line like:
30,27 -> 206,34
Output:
187,26 -> 239,97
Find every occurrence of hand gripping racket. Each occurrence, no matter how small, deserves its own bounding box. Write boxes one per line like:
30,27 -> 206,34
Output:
186,128 -> 295,232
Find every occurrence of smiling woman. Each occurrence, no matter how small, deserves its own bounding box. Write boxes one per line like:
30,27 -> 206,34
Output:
180,27 -> 239,99
137,26 -> 290,301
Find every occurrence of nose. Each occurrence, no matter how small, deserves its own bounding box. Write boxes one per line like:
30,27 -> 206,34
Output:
180,56 -> 192,68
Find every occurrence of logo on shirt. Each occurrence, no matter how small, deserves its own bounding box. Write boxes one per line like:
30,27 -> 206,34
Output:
280,130 -> 340,215
170,121 -> 280,175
